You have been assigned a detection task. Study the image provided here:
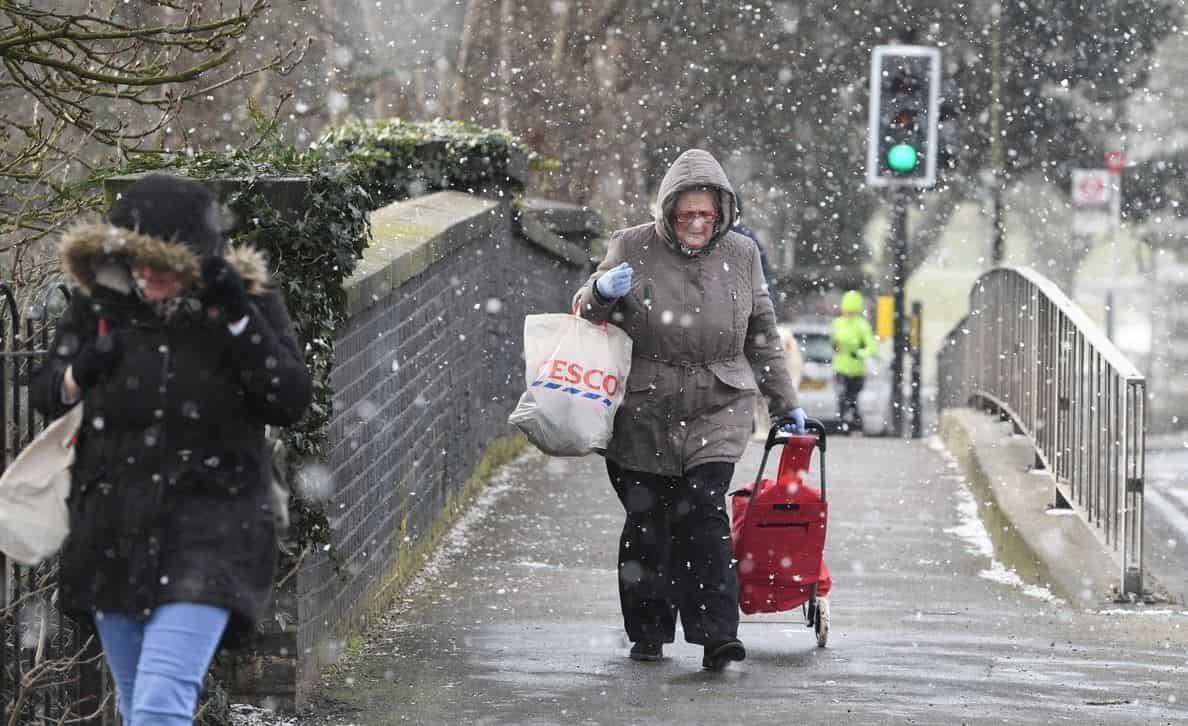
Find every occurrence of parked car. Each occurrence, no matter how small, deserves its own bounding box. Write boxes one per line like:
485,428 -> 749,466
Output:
778,318 -> 891,435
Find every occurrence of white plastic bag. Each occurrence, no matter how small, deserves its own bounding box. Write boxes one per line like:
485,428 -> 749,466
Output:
0,404 -> 82,565
508,313 -> 632,456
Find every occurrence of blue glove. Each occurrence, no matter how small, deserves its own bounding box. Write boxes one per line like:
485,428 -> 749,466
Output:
780,407 -> 807,434
595,262 -> 633,300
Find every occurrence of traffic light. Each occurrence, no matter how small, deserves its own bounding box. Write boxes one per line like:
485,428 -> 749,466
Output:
866,45 -> 941,188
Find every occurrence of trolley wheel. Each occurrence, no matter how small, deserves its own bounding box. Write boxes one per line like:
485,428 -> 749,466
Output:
814,597 -> 830,648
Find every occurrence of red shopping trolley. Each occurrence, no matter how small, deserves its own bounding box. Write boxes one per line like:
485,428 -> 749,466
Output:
730,418 -> 832,647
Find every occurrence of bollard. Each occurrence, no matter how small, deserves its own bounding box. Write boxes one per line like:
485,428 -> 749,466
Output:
910,301 -> 923,439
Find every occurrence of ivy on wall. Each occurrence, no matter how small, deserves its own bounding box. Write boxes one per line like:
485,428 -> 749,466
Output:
107,119 -> 532,562
318,117 -> 535,200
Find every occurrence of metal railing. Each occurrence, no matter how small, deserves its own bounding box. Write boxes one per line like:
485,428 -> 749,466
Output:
1,282 -> 115,725
937,267 -> 1146,599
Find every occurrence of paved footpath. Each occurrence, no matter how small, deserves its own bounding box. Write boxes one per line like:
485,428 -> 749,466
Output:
291,436 -> 1188,726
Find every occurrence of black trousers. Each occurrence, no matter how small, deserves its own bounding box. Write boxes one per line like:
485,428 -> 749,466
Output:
837,374 -> 865,431
606,460 -> 738,646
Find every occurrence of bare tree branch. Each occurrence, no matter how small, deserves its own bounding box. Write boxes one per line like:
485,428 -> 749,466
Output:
0,0 -> 308,285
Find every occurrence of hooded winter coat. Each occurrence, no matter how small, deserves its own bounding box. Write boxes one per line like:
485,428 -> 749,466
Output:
575,149 -> 798,476
832,291 -> 877,378
31,220 -> 311,646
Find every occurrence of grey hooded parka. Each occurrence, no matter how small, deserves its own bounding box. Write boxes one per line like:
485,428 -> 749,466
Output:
575,149 -> 798,476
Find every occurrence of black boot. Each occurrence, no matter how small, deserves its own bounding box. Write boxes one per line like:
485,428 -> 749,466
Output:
702,639 -> 746,671
629,641 -> 663,662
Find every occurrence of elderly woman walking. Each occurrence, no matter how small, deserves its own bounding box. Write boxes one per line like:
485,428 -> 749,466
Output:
575,149 -> 803,670
33,174 -> 311,724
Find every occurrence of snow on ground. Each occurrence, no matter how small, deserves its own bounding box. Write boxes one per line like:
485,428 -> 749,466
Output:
933,438 -> 1066,604
946,480 -> 1064,603
402,447 -> 541,598
1092,608 -> 1188,616
230,703 -> 299,726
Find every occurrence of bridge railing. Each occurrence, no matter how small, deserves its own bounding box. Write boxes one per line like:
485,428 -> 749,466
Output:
937,267 -> 1146,599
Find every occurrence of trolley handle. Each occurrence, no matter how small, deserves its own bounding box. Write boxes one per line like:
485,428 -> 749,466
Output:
767,416 -> 827,453
733,416 -> 827,501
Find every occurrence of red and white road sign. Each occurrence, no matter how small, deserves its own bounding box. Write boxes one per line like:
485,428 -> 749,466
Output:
1105,150 -> 1126,173
1072,169 -> 1112,207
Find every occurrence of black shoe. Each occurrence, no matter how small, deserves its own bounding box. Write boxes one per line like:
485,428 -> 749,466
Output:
629,641 -> 663,661
702,639 -> 746,671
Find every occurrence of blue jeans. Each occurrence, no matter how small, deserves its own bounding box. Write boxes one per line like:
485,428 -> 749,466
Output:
94,603 -> 230,726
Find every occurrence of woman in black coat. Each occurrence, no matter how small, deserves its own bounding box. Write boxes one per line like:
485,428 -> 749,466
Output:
32,174 -> 312,725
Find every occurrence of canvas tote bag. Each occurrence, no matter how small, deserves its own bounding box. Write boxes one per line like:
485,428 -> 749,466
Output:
0,404 -> 83,565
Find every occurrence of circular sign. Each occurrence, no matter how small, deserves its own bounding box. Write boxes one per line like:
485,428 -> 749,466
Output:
1105,150 -> 1126,173
1072,170 -> 1111,206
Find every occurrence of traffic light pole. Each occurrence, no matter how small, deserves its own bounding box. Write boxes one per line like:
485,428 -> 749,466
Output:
911,301 -> 923,439
890,187 -> 910,437
991,174 -> 1005,265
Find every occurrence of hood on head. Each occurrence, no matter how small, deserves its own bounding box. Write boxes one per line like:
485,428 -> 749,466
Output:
108,174 -> 227,260
59,221 -> 270,296
841,290 -> 865,314
652,149 -> 737,253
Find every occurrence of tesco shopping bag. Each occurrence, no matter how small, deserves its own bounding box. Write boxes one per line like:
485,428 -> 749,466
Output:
0,404 -> 82,565
508,312 -> 632,456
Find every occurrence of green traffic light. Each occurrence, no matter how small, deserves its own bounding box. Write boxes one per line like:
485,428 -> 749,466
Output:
887,143 -> 918,173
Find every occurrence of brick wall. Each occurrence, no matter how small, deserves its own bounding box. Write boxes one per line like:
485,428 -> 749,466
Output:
285,192 -> 592,704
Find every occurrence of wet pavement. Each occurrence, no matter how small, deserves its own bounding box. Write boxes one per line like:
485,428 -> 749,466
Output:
1145,437 -> 1188,606
293,436 -> 1188,725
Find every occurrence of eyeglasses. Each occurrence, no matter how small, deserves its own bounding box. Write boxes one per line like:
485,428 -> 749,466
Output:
673,211 -> 719,225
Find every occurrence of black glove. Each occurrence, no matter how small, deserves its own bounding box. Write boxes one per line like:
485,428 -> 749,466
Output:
201,256 -> 250,324
71,334 -> 121,390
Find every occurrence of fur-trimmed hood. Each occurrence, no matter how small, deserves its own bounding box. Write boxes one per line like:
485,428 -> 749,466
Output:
59,220 -> 270,295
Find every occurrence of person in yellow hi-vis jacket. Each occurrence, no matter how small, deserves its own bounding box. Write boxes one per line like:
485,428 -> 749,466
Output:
832,290 -> 878,434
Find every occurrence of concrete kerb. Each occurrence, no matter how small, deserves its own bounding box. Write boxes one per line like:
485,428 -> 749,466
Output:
938,407 -> 1129,609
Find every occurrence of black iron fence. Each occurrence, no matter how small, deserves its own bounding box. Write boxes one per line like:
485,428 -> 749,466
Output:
1,282 -> 115,725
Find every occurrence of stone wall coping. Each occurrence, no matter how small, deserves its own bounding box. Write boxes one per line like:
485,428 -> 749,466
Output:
519,196 -> 605,236
347,191 -> 595,318
516,211 -> 590,267
345,191 -> 501,317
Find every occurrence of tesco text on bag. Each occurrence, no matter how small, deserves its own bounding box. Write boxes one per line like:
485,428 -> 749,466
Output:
532,358 -> 620,407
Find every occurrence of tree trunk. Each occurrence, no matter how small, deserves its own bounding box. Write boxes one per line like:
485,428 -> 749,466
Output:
497,0 -> 514,130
